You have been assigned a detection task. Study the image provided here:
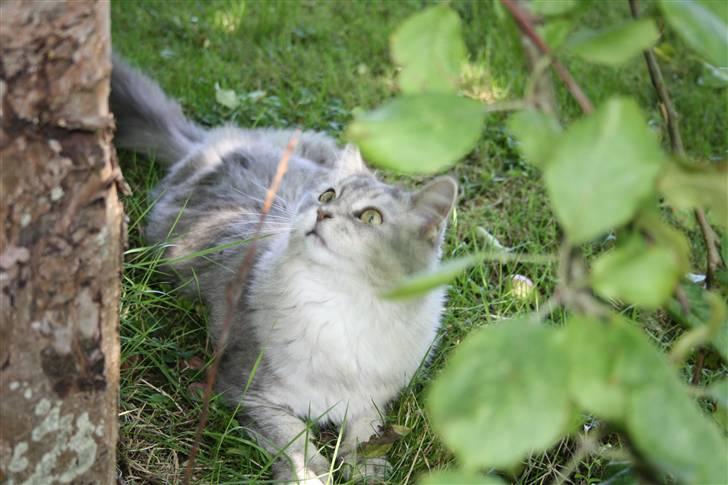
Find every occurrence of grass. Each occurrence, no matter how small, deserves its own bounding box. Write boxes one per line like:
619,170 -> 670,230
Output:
112,1 -> 726,483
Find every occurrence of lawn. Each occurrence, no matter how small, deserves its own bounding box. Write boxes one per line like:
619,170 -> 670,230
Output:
111,1 -> 726,483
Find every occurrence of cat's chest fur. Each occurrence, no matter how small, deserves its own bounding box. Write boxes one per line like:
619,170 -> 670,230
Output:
250,260 -> 442,422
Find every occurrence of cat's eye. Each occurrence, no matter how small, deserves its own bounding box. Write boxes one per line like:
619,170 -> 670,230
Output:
359,208 -> 383,225
318,188 -> 335,203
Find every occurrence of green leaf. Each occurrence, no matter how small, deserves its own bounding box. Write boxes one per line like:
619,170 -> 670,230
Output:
567,20 -> 660,67
706,379 -> 728,409
665,282 -> 728,362
428,318 -> 572,469
591,234 -> 682,309
530,0 -> 577,16
381,254 -> 482,299
720,231 -> 728,267
565,316 -> 630,421
628,385 -> 728,484
699,61 -> 728,88
347,94 -> 485,174
391,5 -> 467,94
537,19 -> 574,50
215,85 -> 239,109
567,315 -> 728,483
543,97 -> 667,243
659,161 -> 728,229
507,110 -> 562,166
421,470 -> 506,485
659,0 -> 728,67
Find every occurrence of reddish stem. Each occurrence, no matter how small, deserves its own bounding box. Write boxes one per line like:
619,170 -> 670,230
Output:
500,0 -> 595,114
182,132 -> 300,484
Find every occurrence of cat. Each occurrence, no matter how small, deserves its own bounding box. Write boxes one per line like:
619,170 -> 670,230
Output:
111,54 -> 457,483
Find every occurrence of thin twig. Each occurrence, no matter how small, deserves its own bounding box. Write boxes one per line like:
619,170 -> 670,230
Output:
693,208 -> 721,289
690,350 -> 706,385
500,0 -> 594,114
182,131 -> 300,484
630,1 -> 684,154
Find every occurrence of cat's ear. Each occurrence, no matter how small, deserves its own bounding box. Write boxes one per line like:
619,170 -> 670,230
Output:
337,144 -> 367,174
412,176 -> 458,244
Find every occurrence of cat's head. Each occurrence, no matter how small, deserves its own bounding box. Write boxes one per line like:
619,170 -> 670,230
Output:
289,149 -> 458,286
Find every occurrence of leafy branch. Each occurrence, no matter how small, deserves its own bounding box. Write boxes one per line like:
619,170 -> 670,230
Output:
346,1 -> 727,483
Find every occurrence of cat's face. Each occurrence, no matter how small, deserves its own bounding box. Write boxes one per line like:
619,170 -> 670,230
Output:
290,172 -> 458,285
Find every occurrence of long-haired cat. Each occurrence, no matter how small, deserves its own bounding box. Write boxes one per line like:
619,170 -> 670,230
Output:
111,55 -> 457,483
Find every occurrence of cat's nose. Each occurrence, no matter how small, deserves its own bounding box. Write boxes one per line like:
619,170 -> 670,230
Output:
316,209 -> 333,222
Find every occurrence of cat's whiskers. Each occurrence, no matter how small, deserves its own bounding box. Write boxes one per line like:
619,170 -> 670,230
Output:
230,186 -> 294,217
245,179 -> 294,215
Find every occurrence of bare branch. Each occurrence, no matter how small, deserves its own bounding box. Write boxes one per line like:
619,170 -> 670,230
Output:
183,131 -> 300,484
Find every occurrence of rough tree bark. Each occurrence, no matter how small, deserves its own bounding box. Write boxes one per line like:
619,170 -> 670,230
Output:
0,1 -> 123,483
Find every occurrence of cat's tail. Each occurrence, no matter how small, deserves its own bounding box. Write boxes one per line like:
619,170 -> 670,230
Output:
110,53 -> 206,165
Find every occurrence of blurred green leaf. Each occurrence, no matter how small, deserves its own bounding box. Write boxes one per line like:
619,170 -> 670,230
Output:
565,316 -> 630,421
567,20 -> 660,66
659,162 -> 728,228
531,0 -> 577,16
567,316 -> 728,483
391,5 -> 466,94
628,384 -> 728,484
428,318 -> 572,469
659,0 -> 728,67
591,234 -> 683,309
382,254 -> 482,299
720,232 -> 728,266
347,94 -> 484,174
706,379 -> 728,408
544,97 -> 667,243
699,61 -> 728,88
538,19 -> 573,49
421,470 -> 506,485
507,110 -> 562,166
665,282 -> 728,362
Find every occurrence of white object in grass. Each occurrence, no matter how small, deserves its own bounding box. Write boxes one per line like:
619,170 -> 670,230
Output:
509,274 -> 536,301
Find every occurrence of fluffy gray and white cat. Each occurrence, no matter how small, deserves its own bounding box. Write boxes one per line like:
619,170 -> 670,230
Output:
111,55 -> 457,483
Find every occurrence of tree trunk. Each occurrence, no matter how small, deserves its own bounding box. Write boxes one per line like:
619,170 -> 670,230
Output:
0,1 -> 123,483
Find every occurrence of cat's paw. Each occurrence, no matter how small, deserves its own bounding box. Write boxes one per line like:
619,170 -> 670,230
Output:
273,456 -> 332,484
273,468 -> 330,484
341,456 -> 392,483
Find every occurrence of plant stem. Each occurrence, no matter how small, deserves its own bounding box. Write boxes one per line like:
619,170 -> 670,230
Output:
182,131 -> 300,485
500,0 -> 594,114
694,208 -> 721,289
